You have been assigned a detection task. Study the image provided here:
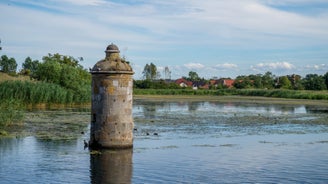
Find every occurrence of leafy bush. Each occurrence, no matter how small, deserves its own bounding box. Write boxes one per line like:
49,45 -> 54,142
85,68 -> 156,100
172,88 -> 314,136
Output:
33,53 -> 91,91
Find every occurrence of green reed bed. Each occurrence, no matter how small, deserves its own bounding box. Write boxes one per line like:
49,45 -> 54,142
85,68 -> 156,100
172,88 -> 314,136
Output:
0,80 -> 91,135
0,80 -> 90,104
0,99 -> 24,135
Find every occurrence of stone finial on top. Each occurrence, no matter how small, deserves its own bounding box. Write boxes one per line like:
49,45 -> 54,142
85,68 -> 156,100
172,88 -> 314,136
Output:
105,43 -> 120,53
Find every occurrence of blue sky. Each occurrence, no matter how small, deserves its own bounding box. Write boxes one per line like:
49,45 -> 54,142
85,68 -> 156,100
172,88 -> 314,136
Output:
1,0 -> 328,79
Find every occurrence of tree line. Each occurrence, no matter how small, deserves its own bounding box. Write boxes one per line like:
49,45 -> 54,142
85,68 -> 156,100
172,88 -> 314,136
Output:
1,55 -> 328,92
137,63 -> 328,91
234,72 -> 328,90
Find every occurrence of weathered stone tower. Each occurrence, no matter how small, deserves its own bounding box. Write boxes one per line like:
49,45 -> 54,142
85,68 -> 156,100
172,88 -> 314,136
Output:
89,43 -> 134,149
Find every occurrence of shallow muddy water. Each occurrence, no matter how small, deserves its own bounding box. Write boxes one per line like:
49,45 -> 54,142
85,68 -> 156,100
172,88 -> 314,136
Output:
1,99 -> 328,183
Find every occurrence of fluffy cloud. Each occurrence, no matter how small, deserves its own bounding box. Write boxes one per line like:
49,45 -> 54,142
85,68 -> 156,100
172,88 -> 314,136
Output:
251,62 -> 295,71
305,64 -> 328,72
184,63 -> 205,70
59,0 -> 106,6
215,63 -> 238,70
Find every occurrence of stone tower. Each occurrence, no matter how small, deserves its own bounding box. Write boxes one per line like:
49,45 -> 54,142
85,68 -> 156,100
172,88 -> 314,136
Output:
89,43 -> 134,149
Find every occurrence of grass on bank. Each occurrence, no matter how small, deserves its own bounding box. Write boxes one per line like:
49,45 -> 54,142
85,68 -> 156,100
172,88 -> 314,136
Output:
134,88 -> 328,100
0,72 -> 30,83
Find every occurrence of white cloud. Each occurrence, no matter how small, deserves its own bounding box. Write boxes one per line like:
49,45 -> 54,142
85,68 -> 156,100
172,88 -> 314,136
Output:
251,62 -> 295,71
215,63 -> 238,70
184,63 -> 205,70
264,0 -> 328,6
305,64 -> 328,72
58,0 -> 106,6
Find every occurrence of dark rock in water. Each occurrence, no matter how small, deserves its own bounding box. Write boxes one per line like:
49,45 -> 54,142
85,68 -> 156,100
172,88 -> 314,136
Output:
146,132 -> 150,136
153,133 -> 158,136
133,128 -> 138,131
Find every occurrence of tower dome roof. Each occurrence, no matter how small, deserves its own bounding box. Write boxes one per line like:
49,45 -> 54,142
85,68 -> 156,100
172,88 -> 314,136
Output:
91,43 -> 133,73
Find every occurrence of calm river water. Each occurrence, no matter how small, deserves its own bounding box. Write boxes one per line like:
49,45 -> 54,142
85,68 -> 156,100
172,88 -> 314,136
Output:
1,99 -> 328,183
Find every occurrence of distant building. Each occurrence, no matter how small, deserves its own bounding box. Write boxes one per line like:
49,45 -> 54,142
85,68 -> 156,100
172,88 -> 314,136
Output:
209,79 -> 218,86
175,78 -> 193,87
210,78 -> 235,88
221,79 -> 235,88
175,78 -> 235,89
192,81 -> 209,90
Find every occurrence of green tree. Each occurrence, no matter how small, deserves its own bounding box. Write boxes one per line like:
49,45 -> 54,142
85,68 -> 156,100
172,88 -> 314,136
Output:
42,53 -> 79,67
324,72 -> 328,89
187,71 -> 200,82
234,75 -> 253,89
34,59 -> 62,84
164,66 -> 171,80
302,74 -> 326,90
277,76 -> 292,89
142,63 -> 159,80
33,53 -> 91,91
0,55 -> 17,74
22,57 -> 39,75
249,74 -> 263,88
262,71 -> 274,89
233,72 -> 275,89
287,74 -> 303,90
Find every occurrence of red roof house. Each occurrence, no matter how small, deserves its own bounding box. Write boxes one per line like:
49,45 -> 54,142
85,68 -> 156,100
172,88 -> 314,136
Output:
223,79 -> 235,88
175,78 -> 193,87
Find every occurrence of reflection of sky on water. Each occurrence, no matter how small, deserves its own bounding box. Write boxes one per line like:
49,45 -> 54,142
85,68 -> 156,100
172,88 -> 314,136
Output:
133,100 -> 328,139
133,101 -> 308,118
0,136 -> 90,183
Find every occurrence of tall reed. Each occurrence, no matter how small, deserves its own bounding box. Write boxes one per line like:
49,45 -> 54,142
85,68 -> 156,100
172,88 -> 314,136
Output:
0,80 -> 91,105
0,98 -> 24,133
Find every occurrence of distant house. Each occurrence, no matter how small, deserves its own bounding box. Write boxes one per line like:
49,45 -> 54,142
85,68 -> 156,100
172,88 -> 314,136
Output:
175,78 -> 193,88
213,79 -> 235,88
222,79 -> 235,88
209,79 -> 219,87
192,81 -> 209,90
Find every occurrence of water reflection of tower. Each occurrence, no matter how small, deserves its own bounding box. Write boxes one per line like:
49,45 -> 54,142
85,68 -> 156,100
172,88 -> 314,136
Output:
188,101 -> 202,111
141,102 -> 157,119
90,149 -> 133,184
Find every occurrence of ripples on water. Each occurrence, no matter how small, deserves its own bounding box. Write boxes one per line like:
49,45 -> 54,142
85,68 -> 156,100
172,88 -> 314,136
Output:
1,100 -> 328,183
